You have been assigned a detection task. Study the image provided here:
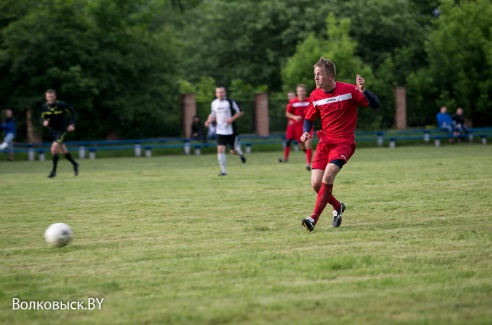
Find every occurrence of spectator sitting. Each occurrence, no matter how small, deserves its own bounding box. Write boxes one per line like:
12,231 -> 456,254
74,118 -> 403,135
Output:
0,109 -> 16,161
452,107 -> 471,137
190,115 -> 206,143
436,106 -> 454,138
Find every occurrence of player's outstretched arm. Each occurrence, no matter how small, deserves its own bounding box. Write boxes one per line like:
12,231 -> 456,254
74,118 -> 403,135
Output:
356,74 -> 380,109
204,114 -> 215,127
363,90 -> 380,109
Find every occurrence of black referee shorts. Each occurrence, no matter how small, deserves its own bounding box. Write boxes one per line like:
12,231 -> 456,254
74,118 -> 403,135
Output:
216,134 -> 239,148
50,129 -> 68,144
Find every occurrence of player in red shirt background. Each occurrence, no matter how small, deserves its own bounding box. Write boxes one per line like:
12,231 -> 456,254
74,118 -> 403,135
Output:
300,58 -> 380,232
279,84 -> 313,170
280,91 -> 296,163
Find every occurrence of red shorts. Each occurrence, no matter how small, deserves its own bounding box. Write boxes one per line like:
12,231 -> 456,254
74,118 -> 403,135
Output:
285,122 -> 297,140
312,140 -> 356,170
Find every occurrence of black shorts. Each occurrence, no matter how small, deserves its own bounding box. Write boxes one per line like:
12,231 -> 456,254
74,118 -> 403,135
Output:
216,134 -> 239,148
50,129 -> 68,144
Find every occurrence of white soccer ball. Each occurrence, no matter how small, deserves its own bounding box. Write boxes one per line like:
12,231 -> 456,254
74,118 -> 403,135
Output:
44,223 -> 73,248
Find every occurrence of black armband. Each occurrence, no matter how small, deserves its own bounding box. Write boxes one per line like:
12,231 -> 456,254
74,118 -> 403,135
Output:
304,119 -> 314,133
363,90 -> 380,109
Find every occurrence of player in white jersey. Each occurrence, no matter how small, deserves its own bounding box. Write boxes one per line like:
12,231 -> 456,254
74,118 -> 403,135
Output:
205,87 -> 247,176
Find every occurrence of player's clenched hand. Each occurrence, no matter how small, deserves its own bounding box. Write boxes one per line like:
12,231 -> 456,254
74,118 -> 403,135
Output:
43,120 -> 49,127
356,74 -> 365,92
300,132 -> 311,143
67,124 -> 75,132
205,114 -> 215,127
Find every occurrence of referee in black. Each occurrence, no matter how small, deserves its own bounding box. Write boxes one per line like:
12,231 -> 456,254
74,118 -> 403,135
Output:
41,89 -> 79,178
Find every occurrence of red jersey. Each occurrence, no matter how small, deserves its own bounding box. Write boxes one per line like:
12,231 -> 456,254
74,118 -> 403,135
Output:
286,97 -> 309,125
305,82 -> 368,141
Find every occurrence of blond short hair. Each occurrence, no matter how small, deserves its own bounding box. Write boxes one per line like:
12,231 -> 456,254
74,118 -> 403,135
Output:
314,57 -> 336,77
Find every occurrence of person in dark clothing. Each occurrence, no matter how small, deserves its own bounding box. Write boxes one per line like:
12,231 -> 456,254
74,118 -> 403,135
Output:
0,109 -> 16,161
191,115 -> 206,143
452,107 -> 471,136
41,89 -> 79,178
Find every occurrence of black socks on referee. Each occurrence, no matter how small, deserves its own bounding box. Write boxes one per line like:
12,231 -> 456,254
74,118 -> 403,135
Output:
51,153 -> 77,174
52,154 -> 59,173
64,152 -> 77,166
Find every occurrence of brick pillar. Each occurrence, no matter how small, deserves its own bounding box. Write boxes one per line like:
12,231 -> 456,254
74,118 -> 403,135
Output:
255,93 -> 269,136
26,106 -> 41,144
395,87 -> 407,129
182,94 -> 196,138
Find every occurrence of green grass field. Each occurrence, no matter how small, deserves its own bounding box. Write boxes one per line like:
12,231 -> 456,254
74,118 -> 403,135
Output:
1,145 -> 491,325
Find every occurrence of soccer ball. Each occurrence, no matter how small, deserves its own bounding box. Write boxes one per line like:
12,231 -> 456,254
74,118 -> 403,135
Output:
44,223 -> 73,248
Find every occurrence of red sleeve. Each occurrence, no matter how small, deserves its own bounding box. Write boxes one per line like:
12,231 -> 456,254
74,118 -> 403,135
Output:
304,94 -> 318,121
352,86 -> 369,107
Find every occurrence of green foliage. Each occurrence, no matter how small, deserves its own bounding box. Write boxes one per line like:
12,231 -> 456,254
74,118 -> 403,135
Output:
1,0 -> 491,140
281,34 -> 322,92
195,76 -> 217,105
328,0 -> 431,70
282,14 -> 380,128
81,0 -> 181,138
228,79 -> 267,99
282,15 -> 373,90
0,0 -> 180,140
408,0 -> 492,126
177,79 -> 195,94
176,0 -> 332,92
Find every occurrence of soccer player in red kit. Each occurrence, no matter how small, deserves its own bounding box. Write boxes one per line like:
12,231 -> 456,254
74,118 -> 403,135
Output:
300,58 -> 380,232
279,84 -> 313,170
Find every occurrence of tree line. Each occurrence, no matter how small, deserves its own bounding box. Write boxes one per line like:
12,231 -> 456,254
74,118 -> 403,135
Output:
0,0 -> 490,140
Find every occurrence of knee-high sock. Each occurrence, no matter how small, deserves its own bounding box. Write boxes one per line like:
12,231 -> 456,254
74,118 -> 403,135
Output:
64,152 -> 77,166
283,146 -> 290,161
234,144 -> 244,156
218,153 -> 227,173
52,154 -> 59,172
306,149 -> 312,165
311,183 -> 340,224
234,138 -> 244,156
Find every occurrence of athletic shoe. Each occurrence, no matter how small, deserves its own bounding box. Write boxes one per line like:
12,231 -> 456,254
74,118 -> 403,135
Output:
48,171 -> 56,178
240,155 -> 247,163
218,172 -> 227,176
278,158 -> 287,163
332,202 -> 346,228
301,217 -> 315,232
74,163 -> 79,176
